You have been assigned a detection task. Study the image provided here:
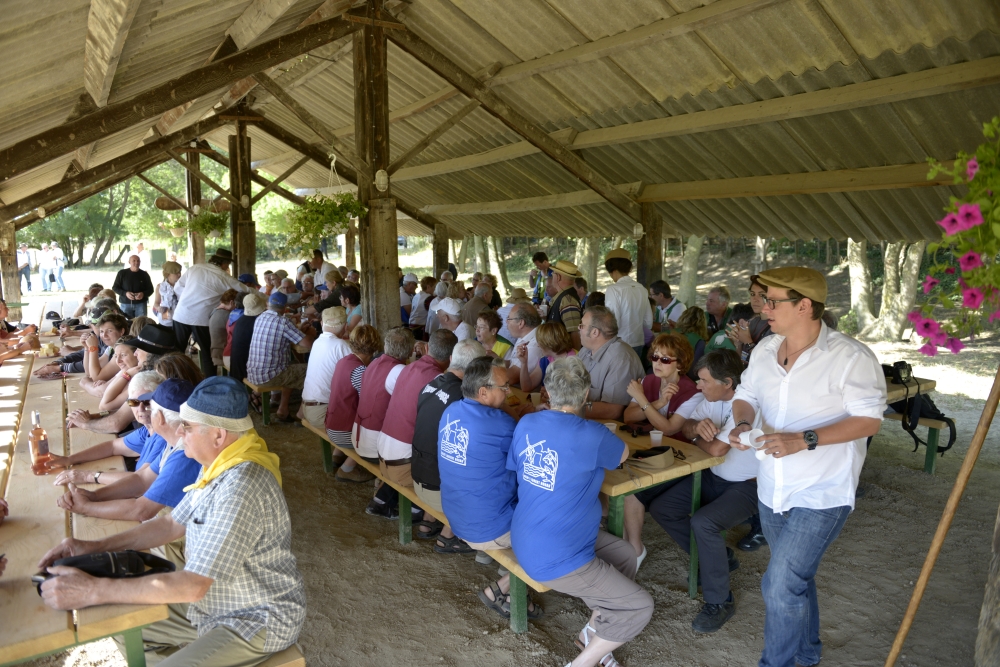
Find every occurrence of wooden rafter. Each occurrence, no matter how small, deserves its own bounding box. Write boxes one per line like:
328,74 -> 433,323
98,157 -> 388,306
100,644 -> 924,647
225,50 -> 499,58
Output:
0,17 -> 361,181
250,155 -> 310,204
0,115 -> 228,223
227,0 -> 301,50
199,145 -> 305,206
83,0 -> 142,106
387,100 -> 479,175
389,29 -> 642,227
136,173 -> 193,215
166,149 -> 240,205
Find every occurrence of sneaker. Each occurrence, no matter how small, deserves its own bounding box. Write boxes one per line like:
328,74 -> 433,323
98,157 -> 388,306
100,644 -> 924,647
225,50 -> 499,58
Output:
692,593 -> 736,633
365,499 -> 399,520
336,466 -> 375,483
738,529 -> 768,552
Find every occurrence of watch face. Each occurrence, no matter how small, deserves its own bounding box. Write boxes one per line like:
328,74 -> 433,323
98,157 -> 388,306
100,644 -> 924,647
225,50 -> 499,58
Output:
804,430 -> 819,446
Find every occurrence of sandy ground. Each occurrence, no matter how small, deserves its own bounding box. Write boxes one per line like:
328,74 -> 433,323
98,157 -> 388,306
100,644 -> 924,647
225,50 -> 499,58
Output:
16,254 -> 1000,667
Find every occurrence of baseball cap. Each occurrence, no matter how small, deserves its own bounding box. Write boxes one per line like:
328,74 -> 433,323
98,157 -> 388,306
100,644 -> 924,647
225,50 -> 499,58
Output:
269,292 -> 288,307
137,378 -> 195,412
238,273 -> 259,287
436,297 -> 462,316
403,273 -> 418,283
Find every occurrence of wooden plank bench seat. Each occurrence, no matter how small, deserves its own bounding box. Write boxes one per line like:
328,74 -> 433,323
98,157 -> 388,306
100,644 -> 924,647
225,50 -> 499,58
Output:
243,379 -> 290,425
483,549 -> 549,634
259,644 -> 306,667
883,411 -> 952,474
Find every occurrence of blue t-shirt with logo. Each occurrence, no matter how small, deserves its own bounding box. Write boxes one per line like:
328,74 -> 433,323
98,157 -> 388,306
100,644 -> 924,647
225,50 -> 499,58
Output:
507,411 -> 625,581
438,399 -> 518,543
144,443 -> 202,508
123,426 -> 168,470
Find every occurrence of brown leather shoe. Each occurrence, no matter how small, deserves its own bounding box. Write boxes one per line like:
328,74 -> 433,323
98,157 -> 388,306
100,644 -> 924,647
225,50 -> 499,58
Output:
335,465 -> 375,483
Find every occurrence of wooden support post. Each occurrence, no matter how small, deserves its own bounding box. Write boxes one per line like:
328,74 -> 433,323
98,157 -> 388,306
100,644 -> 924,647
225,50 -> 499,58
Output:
345,219 -> 356,269
636,202 -> 663,287
433,223 -> 449,280
0,221 -> 21,320
353,4 -> 400,332
185,150 -> 205,266
229,121 -> 255,277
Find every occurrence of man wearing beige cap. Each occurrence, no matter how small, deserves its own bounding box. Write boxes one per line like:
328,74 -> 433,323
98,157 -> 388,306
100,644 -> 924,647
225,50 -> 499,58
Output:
727,267 -> 885,667
437,297 -> 472,341
603,248 -> 653,357
547,259 -> 584,349
400,272 -> 419,324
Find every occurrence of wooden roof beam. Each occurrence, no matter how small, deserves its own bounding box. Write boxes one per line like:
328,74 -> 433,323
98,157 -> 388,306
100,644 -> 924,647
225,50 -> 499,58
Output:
165,149 -> 240,206
0,17 -> 362,181
199,144 -> 305,206
250,155 -> 310,204
84,0 -> 143,106
135,173 -> 193,215
389,29 -> 642,229
387,100 -> 479,175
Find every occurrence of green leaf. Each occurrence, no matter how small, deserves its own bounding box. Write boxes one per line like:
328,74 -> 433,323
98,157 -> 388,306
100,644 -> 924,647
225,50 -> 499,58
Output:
993,222 -> 1000,239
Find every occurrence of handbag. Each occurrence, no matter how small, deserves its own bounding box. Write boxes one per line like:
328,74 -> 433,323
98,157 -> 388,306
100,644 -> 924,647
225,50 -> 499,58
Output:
622,446 -> 676,486
33,550 -> 175,595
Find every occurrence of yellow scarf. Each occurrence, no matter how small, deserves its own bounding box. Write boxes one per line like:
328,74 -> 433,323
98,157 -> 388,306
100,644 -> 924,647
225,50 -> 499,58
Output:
184,429 -> 282,491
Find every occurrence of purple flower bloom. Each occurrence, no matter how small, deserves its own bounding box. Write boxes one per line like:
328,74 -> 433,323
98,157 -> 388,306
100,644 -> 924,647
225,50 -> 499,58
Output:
957,203 -> 984,230
937,212 -> 963,235
962,287 -> 985,309
945,267 -> 956,275
945,337 -> 965,354
959,251 -> 983,272
929,330 -> 948,346
922,275 -> 940,294
915,318 -> 940,336
906,310 -> 924,324
967,158 -> 979,182
919,343 -> 938,357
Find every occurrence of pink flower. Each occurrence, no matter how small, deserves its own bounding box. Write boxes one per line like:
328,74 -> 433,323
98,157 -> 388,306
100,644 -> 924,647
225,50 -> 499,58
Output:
937,212 -> 963,235
959,251 -> 983,272
922,275 -> 940,294
919,343 -> 938,357
906,310 -> 924,323
990,309 -> 1000,323
945,337 -> 965,354
967,158 -> 979,181
962,287 -> 985,309
957,203 -> 984,229
915,318 -> 940,336
929,330 -> 948,346
945,267 -> 956,275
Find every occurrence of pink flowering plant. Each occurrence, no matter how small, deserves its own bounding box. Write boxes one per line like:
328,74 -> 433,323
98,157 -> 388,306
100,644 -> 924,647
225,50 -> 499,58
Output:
914,117 -> 1000,354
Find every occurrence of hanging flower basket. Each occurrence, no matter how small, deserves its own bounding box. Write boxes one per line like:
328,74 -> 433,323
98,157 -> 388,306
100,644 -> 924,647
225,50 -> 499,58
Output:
286,193 -> 367,249
169,227 -> 186,238
912,116 -> 1000,355
186,211 -> 229,238
208,229 -> 222,238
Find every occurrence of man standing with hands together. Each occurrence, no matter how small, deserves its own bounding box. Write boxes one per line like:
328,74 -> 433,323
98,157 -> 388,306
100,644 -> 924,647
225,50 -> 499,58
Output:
728,267 -> 885,667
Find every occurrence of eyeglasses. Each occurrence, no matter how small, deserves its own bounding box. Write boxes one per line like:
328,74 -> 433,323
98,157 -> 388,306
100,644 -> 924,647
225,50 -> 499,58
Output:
126,399 -> 151,408
650,354 -> 677,364
764,297 -> 798,309
486,382 -> 511,393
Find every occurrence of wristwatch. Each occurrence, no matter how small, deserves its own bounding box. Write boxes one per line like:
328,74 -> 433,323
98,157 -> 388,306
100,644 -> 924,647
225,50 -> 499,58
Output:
803,430 -> 819,450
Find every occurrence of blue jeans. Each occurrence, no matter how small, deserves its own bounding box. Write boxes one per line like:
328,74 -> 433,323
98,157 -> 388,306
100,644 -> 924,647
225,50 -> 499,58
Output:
54,266 -> 66,290
121,302 -> 147,319
758,502 -> 851,667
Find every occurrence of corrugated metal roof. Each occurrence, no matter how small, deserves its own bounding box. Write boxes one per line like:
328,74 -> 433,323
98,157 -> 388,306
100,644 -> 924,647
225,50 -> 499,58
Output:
1,0 -> 998,242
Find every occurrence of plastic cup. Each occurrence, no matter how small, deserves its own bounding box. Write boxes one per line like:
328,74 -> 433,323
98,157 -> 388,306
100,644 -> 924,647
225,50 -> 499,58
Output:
604,422 -> 618,433
530,392 -> 541,407
649,430 -> 663,446
739,428 -> 766,449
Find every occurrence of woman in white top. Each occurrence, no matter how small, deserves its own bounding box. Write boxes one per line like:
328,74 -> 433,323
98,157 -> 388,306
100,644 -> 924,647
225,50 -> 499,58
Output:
425,281 -> 449,335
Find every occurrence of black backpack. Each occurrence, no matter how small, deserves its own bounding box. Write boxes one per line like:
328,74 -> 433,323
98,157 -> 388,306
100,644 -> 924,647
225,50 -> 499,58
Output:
883,364 -> 956,456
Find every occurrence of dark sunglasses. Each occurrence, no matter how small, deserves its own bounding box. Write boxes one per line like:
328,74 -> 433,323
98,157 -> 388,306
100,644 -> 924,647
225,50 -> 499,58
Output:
650,354 -> 677,364
126,399 -> 151,408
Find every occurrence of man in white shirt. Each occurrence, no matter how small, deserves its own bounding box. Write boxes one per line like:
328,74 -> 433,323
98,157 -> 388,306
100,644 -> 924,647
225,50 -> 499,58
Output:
16,243 -> 31,293
400,272 -> 418,323
308,249 -> 337,286
300,307 -> 351,429
123,241 -> 150,270
649,280 -> 686,331
171,248 -> 253,376
497,288 -> 528,343
603,248 -> 652,356
633,349 -> 761,633
408,277 -> 434,335
504,302 -> 542,386
728,267 -> 885,667
436,298 -> 472,341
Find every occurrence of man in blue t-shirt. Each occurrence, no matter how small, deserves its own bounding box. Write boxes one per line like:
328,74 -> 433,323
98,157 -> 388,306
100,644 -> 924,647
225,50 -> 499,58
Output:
56,380 -> 202,524
439,357 -> 542,621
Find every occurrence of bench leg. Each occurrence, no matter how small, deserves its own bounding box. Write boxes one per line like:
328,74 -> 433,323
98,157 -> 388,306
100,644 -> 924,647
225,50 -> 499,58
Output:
606,495 -> 625,538
924,428 -> 940,475
122,627 -> 146,667
261,392 -> 271,426
321,439 -> 334,473
508,573 -> 528,634
399,493 -> 412,545
689,470 -> 702,599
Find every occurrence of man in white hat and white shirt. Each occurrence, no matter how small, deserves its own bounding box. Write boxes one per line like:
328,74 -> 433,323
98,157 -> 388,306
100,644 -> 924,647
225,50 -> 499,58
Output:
436,298 -> 472,341
603,248 -> 653,358
400,272 -> 418,323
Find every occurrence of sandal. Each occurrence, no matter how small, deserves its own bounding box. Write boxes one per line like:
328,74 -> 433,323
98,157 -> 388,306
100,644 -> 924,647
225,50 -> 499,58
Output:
502,593 -> 544,620
415,519 -> 443,540
575,623 -> 597,650
598,654 -> 621,667
477,581 -> 509,619
433,535 -> 474,554
248,393 -> 263,414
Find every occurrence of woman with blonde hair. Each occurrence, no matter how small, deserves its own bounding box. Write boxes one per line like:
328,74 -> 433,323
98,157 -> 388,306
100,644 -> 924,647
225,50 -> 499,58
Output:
152,261 -> 182,323
516,321 -> 576,393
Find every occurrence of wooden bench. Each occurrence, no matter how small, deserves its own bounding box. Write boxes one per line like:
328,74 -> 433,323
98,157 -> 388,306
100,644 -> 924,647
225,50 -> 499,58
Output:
243,379 -> 290,425
483,549 -> 549,634
883,377 -> 948,474
259,644 -> 306,667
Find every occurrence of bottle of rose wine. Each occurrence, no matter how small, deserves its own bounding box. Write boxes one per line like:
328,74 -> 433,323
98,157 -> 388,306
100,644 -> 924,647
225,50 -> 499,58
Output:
29,411 -> 52,475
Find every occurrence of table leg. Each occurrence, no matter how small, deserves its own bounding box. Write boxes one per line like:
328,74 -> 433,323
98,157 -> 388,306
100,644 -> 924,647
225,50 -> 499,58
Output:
508,573 -> 528,634
688,470 -> 702,599
399,493 -> 412,545
924,428 -> 940,475
261,392 -> 271,426
321,439 -> 334,473
122,628 -> 146,667
607,495 -> 625,538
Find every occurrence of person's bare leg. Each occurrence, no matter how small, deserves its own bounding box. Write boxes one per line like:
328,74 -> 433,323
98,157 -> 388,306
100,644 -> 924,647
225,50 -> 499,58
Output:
574,611 -> 624,667
276,388 -> 292,418
623,495 -> 645,556
440,526 -> 454,539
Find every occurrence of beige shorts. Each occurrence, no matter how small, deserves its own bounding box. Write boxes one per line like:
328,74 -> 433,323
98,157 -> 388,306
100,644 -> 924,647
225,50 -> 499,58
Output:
302,403 -> 327,429
379,460 -> 412,487
464,531 -> 512,551
413,482 -> 444,515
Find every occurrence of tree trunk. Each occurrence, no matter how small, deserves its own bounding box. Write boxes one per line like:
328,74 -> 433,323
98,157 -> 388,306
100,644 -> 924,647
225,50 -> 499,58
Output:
574,237 -> 600,293
869,241 -> 926,341
473,236 -> 488,275
753,236 -> 770,275
677,235 -> 704,308
847,239 -> 876,332
611,236 -> 623,250
457,236 -> 470,273
491,237 -> 512,293
976,497 -> 1000,666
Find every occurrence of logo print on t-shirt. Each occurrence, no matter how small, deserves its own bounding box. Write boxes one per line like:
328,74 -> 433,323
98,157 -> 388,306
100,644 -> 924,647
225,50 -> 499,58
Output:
519,435 -> 558,492
439,416 -> 469,466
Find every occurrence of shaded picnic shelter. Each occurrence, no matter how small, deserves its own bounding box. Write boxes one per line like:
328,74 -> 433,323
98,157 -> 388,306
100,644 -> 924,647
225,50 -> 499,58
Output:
0,0 -> 998,333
